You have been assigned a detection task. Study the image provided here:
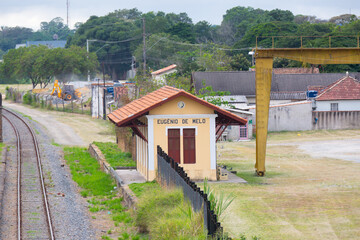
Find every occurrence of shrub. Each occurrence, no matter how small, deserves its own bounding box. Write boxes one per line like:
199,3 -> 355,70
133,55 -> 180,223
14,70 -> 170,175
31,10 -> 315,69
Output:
135,187 -> 206,239
23,92 -> 33,105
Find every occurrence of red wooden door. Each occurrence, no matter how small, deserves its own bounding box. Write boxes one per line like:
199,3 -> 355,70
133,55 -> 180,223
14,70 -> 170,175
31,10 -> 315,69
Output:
183,129 -> 196,164
168,129 -> 180,163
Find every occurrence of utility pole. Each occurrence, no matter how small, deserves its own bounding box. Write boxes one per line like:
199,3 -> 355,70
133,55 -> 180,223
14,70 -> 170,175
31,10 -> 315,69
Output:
142,18 -> 146,73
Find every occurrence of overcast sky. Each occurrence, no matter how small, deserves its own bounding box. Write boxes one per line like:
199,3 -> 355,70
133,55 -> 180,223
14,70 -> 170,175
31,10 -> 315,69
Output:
1,0 -> 359,30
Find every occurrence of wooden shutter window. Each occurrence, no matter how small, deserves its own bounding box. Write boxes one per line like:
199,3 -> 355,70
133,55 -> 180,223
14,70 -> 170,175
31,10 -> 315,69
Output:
168,129 -> 180,163
183,129 -> 196,164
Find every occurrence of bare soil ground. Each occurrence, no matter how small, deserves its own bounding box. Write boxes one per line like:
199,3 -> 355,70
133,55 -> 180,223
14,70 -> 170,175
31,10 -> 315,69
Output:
215,130 -> 360,240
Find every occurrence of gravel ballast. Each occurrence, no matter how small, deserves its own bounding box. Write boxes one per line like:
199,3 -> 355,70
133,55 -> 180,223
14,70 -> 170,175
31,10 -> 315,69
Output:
0,110 -> 97,239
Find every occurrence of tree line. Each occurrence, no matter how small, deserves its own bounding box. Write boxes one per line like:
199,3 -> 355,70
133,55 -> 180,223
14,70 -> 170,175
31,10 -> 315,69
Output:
0,45 -> 98,87
1,6 -> 360,85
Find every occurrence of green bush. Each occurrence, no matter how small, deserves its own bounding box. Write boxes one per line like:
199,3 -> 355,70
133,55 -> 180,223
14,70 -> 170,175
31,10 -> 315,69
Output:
135,187 -> 206,239
23,92 -> 33,105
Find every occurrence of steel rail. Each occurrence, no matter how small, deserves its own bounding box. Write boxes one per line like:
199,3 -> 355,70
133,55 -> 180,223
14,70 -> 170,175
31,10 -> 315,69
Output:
2,114 -> 21,240
2,108 -> 55,240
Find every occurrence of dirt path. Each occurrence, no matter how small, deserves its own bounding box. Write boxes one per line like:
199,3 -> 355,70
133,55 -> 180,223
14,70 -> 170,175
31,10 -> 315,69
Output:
4,102 -> 116,146
4,102 -> 85,146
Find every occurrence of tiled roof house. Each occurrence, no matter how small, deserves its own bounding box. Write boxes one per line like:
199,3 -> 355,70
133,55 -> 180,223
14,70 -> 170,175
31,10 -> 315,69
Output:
315,75 -> 360,111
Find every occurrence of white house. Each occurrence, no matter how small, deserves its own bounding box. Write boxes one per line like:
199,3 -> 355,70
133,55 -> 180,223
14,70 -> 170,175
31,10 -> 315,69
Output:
151,64 -> 177,84
315,75 -> 360,111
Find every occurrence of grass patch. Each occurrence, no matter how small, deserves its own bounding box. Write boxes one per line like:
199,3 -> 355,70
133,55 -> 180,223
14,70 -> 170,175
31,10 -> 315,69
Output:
128,181 -> 160,198
64,147 -> 115,196
64,146 -> 145,239
136,187 -> 206,239
93,142 -> 136,168
0,143 -> 4,157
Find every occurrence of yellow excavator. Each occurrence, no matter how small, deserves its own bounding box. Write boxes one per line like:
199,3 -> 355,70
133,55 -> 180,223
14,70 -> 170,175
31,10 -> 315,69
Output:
51,80 -> 81,101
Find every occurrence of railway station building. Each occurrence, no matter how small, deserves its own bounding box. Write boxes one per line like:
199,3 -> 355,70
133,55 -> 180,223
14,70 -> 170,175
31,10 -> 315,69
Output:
108,86 -> 247,181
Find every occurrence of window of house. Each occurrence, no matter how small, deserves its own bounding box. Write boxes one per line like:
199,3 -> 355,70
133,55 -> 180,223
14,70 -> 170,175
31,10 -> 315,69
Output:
330,103 -> 338,111
183,129 -> 196,164
167,128 -> 196,164
168,129 -> 180,163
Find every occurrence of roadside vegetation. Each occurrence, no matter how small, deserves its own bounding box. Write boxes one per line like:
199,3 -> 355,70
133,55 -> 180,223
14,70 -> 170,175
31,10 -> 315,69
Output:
135,186 -> 206,240
64,146 -> 207,240
93,142 -> 136,168
64,146 -> 143,239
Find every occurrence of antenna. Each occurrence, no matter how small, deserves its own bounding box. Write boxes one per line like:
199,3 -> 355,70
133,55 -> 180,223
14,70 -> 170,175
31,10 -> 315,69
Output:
66,0 -> 70,27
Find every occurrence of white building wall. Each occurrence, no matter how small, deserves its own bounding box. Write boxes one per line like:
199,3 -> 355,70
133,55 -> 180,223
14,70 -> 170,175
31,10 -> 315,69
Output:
250,101 -> 313,131
316,100 -> 360,111
91,85 -> 105,118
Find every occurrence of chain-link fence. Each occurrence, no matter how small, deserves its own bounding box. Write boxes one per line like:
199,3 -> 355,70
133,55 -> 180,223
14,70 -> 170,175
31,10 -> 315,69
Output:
157,146 -> 224,237
5,88 -> 90,114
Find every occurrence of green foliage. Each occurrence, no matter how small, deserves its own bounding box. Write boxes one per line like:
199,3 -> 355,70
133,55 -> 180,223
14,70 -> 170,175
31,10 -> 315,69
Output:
203,178 -> 235,221
23,92 -> 33,105
93,141 -> 135,168
135,187 -> 206,239
1,45 -> 98,88
197,84 -> 232,107
64,147 -> 116,196
128,181 -> 160,197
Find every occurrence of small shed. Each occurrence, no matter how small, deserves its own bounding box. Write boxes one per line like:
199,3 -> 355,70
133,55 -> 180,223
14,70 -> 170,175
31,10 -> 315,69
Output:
108,86 -> 247,181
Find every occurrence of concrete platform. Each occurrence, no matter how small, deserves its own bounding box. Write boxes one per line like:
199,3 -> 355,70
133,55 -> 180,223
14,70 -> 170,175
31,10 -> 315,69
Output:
115,169 -> 146,186
195,168 -> 247,184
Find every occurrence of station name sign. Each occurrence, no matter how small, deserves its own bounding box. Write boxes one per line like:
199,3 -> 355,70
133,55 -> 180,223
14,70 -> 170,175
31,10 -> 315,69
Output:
157,118 -> 206,125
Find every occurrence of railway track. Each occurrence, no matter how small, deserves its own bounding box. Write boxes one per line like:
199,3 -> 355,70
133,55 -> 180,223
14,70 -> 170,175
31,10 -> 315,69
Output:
2,108 -> 55,240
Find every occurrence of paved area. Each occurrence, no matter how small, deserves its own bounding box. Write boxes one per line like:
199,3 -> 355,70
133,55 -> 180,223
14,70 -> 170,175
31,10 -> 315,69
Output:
115,169 -> 146,185
273,138 -> 360,163
196,168 -> 247,184
297,138 -> 360,162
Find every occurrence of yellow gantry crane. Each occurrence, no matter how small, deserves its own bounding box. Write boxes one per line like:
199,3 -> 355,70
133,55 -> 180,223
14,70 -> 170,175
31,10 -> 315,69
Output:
254,40 -> 360,176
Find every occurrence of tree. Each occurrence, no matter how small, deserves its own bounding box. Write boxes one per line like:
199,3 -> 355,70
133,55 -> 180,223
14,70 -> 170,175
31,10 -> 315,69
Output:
0,26 -> 33,52
68,12 -> 141,80
40,17 -> 71,40
166,22 -> 196,43
329,14 -> 358,25
1,45 -> 98,88
230,53 -> 251,71
268,9 -> 294,22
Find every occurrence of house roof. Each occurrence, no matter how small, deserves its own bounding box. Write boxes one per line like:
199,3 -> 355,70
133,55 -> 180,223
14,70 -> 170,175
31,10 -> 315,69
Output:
193,71 -> 359,99
316,76 -> 360,101
151,64 -> 177,75
26,40 -> 67,49
108,86 -> 247,127
273,68 -> 319,74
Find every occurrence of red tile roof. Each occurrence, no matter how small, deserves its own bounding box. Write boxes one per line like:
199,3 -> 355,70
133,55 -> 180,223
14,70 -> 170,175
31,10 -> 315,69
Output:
108,86 -> 247,127
151,64 -> 177,75
316,76 -> 360,101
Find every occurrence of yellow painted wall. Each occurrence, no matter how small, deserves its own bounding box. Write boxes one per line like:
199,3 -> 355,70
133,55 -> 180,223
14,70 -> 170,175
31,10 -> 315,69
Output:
149,96 -> 217,180
149,96 -> 214,115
